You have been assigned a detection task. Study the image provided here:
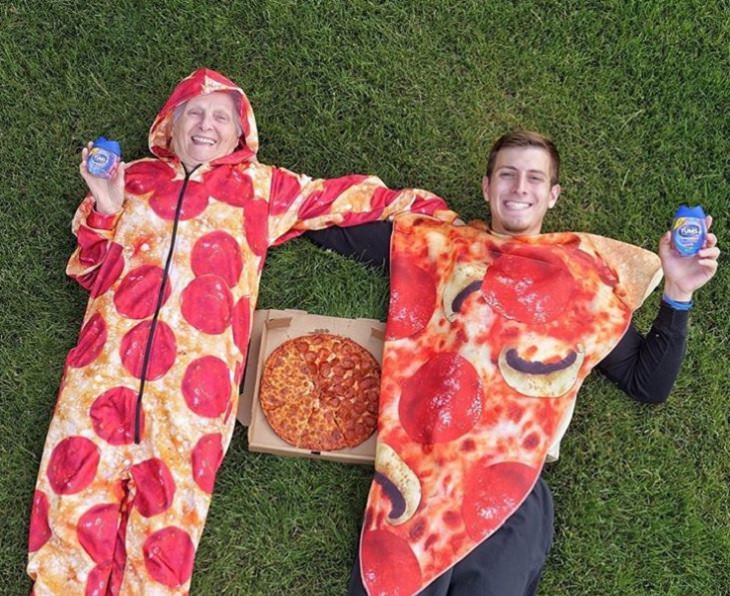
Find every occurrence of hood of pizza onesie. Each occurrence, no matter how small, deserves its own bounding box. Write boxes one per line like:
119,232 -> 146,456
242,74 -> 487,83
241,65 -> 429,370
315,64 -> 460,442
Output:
482,146 -> 561,237
148,68 -> 259,169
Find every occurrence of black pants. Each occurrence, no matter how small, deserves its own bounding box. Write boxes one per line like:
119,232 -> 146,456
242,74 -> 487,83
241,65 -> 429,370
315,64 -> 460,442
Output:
348,477 -> 554,596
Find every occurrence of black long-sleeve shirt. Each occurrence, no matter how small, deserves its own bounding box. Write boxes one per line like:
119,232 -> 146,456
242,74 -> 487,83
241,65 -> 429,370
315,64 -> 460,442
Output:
304,222 -> 688,404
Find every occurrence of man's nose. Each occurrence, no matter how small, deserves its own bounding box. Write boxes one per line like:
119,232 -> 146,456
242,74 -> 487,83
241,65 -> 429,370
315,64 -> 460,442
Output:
514,174 -> 528,194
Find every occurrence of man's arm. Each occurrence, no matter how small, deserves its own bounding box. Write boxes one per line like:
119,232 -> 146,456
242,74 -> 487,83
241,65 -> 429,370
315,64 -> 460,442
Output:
599,216 -> 719,403
597,304 -> 688,404
304,221 -> 394,271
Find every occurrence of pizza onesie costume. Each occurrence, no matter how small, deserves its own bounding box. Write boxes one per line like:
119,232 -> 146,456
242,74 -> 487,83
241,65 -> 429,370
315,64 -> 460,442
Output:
26,69 -> 455,595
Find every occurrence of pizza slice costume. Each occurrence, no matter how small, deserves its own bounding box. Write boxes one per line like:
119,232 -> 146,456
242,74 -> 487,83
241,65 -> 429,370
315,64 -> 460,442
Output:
26,69 -> 455,595
359,214 -> 662,596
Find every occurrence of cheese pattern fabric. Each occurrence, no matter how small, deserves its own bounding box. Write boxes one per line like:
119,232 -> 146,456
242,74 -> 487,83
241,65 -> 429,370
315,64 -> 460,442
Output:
26,69 -> 455,595
359,214 -> 662,595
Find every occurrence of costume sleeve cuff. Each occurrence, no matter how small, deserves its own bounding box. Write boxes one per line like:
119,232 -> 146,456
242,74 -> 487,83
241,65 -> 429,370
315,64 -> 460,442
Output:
654,300 -> 690,334
88,207 -> 121,230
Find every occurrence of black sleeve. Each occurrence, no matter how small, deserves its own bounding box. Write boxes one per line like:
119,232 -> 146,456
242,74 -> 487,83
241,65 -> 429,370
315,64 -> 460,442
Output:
597,302 -> 689,404
303,221 -> 394,272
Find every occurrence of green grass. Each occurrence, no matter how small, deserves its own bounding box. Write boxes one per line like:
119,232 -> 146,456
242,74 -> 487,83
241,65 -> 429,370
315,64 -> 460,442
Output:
1,0 -> 728,594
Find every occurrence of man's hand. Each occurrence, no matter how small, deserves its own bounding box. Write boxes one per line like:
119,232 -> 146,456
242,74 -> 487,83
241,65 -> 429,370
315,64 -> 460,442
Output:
80,141 -> 126,215
660,215 -> 720,301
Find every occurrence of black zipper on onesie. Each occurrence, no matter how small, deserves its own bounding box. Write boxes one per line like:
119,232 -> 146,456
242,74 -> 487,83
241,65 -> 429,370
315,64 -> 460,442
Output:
134,164 -> 200,444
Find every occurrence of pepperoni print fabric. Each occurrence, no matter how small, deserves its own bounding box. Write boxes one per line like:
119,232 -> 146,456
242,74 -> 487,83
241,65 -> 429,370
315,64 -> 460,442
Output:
28,491 -> 51,552
114,265 -> 170,319
359,214 -> 662,595
191,231 -> 243,286
46,436 -> 100,495
28,68 -> 456,594
77,503 -> 119,563
89,386 -> 140,445
66,313 -> 107,369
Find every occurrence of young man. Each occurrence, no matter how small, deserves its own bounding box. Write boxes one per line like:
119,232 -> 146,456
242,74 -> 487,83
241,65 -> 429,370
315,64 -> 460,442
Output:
305,130 -> 719,596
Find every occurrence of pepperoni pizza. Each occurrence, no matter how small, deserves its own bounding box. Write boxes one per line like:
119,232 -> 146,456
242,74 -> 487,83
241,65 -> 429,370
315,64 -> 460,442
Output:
359,214 -> 662,595
259,334 -> 381,451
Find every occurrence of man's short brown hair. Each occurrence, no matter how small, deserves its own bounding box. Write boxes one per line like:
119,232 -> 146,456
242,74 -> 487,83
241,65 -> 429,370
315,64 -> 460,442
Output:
486,130 -> 560,185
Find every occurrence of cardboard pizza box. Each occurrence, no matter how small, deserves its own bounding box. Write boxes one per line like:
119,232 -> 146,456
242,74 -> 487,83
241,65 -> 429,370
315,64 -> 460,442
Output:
237,309 -> 385,465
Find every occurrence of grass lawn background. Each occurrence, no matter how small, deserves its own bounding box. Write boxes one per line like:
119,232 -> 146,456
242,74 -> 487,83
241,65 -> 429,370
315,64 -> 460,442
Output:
1,1 -> 728,594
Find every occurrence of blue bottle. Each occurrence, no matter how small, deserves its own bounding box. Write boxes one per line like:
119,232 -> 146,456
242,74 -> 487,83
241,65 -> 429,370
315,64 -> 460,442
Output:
87,136 -> 121,178
671,205 -> 706,257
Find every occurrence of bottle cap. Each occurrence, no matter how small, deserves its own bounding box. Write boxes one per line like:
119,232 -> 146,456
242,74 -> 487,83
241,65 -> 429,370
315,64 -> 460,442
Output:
93,136 -> 122,157
674,204 -> 705,219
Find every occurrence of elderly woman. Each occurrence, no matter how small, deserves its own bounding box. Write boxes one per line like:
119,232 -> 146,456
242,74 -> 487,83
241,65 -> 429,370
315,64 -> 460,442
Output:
27,68 -> 456,594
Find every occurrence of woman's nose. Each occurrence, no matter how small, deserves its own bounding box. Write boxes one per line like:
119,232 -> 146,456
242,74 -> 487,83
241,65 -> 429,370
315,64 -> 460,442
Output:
199,113 -> 214,130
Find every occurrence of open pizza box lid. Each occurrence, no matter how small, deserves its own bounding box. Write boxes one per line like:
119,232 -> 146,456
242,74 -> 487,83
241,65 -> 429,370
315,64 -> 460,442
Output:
237,309 -> 384,464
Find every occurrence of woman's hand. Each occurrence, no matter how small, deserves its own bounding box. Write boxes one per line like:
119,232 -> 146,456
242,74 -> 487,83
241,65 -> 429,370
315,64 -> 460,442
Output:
80,141 -> 126,215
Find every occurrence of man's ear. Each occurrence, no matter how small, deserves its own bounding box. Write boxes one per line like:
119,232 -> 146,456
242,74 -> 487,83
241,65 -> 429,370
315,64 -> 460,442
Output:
481,175 -> 490,201
548,184 -> 561,208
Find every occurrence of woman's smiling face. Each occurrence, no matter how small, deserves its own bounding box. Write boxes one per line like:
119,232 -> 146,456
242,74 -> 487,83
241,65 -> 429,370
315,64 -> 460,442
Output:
171,91 -> 240,169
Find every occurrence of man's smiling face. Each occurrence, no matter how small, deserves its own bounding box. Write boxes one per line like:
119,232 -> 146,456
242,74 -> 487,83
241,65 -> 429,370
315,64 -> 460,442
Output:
171,91 -> 240,170
482,146 -> 561,237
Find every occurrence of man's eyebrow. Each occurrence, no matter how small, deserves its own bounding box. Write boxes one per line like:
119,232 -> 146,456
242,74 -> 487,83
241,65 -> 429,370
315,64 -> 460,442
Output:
496,165 -> 547,176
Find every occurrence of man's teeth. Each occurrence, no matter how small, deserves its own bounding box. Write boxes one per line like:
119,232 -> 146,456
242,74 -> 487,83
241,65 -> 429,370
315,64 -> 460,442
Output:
192,136 -> 215,145
505,201 -> 530,210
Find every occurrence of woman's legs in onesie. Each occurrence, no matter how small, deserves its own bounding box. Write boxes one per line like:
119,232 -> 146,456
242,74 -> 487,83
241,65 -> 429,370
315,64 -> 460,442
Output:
28,383 -> 234,595
118,421 -> 230,594
28,433 -> 133,593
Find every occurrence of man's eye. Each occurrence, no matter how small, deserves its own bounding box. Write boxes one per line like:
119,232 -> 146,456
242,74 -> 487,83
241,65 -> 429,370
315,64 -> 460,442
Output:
529,176 -> 544,183
500,172 -> 514,178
